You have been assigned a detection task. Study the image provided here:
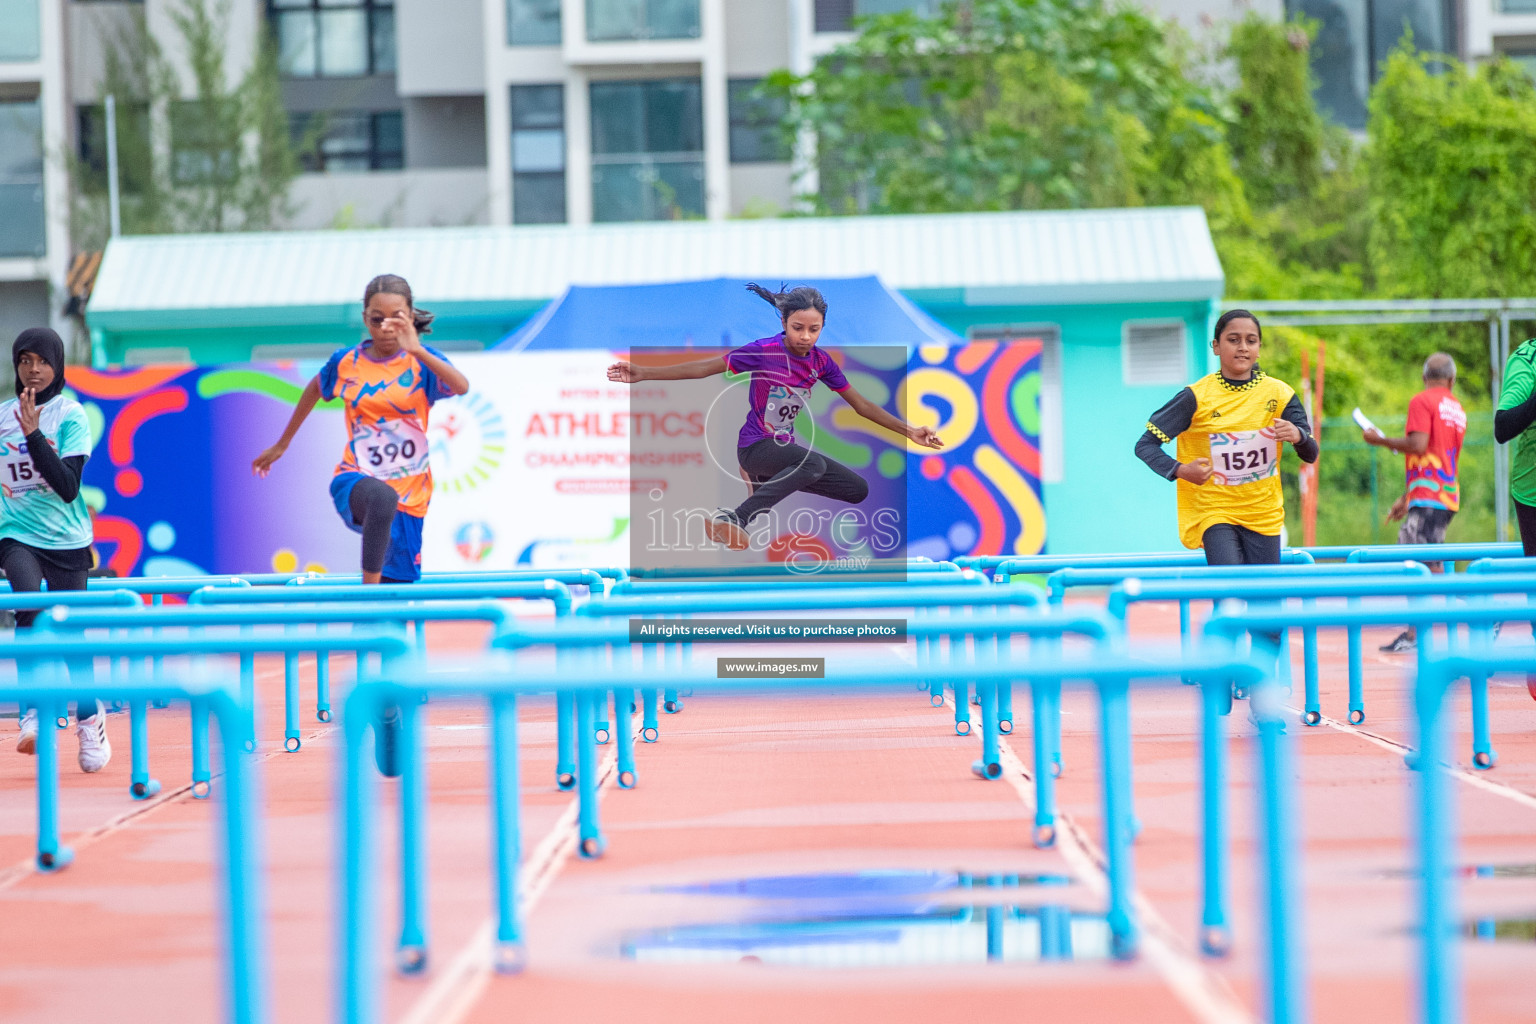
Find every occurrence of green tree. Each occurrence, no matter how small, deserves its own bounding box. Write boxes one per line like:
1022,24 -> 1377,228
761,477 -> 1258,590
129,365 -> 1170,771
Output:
1367,49 -> 1536,300
70,0 -> 306,248
766,0 -> 1244,222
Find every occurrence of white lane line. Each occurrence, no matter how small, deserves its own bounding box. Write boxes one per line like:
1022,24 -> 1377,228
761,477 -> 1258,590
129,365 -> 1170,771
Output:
0,719 -> 338,893
990,729 -> 1254,1024
398,744 -> 621,1024
1286,704 -> 1536,812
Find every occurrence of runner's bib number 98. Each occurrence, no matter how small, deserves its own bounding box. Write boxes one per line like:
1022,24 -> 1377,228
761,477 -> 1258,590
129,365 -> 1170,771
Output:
352,420 -> 430,480
764,385 -> 809,436
1208,429 -> 1278,486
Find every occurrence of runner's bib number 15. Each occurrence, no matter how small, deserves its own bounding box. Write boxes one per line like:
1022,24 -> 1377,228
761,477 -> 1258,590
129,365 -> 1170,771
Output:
353,420 -> 430,480
1208,429 -> 1278,486
0,442 -> 48,496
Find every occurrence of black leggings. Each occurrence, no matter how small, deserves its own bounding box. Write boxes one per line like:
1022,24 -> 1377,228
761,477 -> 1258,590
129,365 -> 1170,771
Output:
350,477 -> 399,576
1201,523 -> 1283,649
1200,523 -> 1282,566
732,440 -> 870,525
1,543 -> 96,718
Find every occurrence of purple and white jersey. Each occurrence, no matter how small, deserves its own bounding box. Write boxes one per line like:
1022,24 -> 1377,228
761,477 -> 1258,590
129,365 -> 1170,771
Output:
725,335 -> 850,449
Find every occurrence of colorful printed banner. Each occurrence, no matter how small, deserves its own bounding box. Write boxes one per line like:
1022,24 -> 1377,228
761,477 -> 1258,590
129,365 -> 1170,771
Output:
68,342 -> 1043,577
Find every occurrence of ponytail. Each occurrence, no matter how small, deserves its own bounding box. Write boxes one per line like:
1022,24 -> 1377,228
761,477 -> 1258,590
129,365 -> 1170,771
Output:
746,282 -> 828,324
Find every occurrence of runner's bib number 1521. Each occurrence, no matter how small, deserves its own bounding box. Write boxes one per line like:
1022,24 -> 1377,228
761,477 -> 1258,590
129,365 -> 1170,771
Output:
1208,429 -> 1278,486
352,420 -> 430,480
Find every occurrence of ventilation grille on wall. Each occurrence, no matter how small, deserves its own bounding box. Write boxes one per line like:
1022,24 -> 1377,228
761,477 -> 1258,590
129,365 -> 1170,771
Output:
1122,322 -> 1187,386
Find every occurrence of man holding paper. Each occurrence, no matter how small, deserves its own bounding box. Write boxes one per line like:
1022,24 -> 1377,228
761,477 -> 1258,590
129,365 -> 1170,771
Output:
1362,352 -> 1466,651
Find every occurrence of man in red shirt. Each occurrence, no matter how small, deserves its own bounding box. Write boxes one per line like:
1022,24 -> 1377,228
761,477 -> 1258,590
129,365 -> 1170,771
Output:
1365,352 -> 1466,651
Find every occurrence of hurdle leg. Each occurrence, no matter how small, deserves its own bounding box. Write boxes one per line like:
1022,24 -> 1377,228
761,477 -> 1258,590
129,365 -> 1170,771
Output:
555,690 -> 577,789
1255,698 -> 1309,1024
1302,615 -> 1322,726
575,691 -> 605,858
1469,625 -> 1496,769
341,694 -> 380,1024
952,671 -> 972,735
490,694 -> 525,973
1046,677 -> 1064,777
129,698 -> 160,799
972,679 -> 1002,779
985,903 -> 1005,961
615,689 -> 637,788
240,652 -> 257,752
595,687 -> 611,745
1030,680 -> 1056,847
1347,607 -> 1366,725
191,699 -> 212,798
212,697 -> 266,1024
1179,600 -> 1194,685
283,650 -> 302,752
396,699 -> 428,973
1098,679 -> 1137,959
925,632 -> 945,707
315,648 -> 332,723
639,642 -> 660,742
35,695 -> 72,871
1199,679 -> 1229,956
1415,671 -> 1460,1024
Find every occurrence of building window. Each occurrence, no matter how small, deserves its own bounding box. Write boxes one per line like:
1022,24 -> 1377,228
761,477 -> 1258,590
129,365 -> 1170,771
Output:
509,0 -> 560,44
586,0 -> 699,42
512,85 -> 566,224
0,0 -> 42,62
1506,51 -> 1536,78
970,326 -> 1062,483
814,0 -> 934,33
269,0 -> 396,79
1121,321 -> 1187,387
171,102 -> 239,185
728,79 -> 789,164
291,111 -> 404,171
1285,0 -> 1454,129
77,102 -> 152,194
590,78 -> 704,222
0,100 -> 45,258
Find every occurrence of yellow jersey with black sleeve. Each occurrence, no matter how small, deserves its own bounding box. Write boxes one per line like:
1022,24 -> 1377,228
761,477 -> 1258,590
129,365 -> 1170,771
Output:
1137,370 -> 1314,550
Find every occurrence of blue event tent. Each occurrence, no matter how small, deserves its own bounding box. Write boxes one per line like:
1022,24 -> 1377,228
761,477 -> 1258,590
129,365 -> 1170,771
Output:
492,275 -> 960,352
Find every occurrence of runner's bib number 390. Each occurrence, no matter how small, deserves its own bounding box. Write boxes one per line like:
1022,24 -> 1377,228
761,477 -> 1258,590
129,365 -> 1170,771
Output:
352,420 -> 430,480
764,385 -> 809,437
1208,429 -> 1278,486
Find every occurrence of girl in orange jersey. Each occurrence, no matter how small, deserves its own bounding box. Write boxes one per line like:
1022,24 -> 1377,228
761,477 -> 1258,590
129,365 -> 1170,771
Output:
253,274 -> 470,582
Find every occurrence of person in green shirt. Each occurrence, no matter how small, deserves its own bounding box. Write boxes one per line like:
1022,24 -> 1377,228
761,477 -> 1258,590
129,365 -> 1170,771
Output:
1494,337 -> 1536,699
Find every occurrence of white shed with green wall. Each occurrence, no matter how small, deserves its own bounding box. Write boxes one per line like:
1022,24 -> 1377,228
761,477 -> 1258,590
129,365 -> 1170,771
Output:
87,207 -> 1224,554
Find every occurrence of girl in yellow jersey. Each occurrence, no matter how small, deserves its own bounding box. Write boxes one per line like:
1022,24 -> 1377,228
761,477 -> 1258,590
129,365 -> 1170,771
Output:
1136,310 -> 1318,565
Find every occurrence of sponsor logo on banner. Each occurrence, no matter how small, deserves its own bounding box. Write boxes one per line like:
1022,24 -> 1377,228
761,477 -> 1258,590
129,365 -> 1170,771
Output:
429,390 -> 506,494
455,521 -> 495,562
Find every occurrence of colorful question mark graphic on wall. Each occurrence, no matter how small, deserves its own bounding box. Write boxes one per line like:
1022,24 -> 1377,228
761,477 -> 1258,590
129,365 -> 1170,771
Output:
109,389 -> 189,497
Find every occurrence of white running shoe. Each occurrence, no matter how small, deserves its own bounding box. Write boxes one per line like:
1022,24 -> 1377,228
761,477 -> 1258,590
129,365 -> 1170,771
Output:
76,701 -> 111,773
707,509 -> 749,551
15,708 -> 37,755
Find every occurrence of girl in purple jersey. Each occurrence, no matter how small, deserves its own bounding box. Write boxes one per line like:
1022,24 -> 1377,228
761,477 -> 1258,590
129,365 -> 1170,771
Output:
607,283 -> 943,549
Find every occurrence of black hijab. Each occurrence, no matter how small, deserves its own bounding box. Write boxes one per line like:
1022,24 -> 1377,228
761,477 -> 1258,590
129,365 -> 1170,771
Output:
13,328 -> 66,406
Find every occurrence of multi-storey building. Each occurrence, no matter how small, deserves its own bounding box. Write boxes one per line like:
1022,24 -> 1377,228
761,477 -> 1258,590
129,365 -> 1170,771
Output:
0,0 -> 1524,347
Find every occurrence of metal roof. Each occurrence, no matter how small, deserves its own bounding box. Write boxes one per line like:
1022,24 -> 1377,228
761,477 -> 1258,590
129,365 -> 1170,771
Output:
88,207 -> 1223,329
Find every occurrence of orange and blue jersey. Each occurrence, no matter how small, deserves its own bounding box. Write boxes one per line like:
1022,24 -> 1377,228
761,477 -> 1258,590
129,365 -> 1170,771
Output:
319,341 -> 456,518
